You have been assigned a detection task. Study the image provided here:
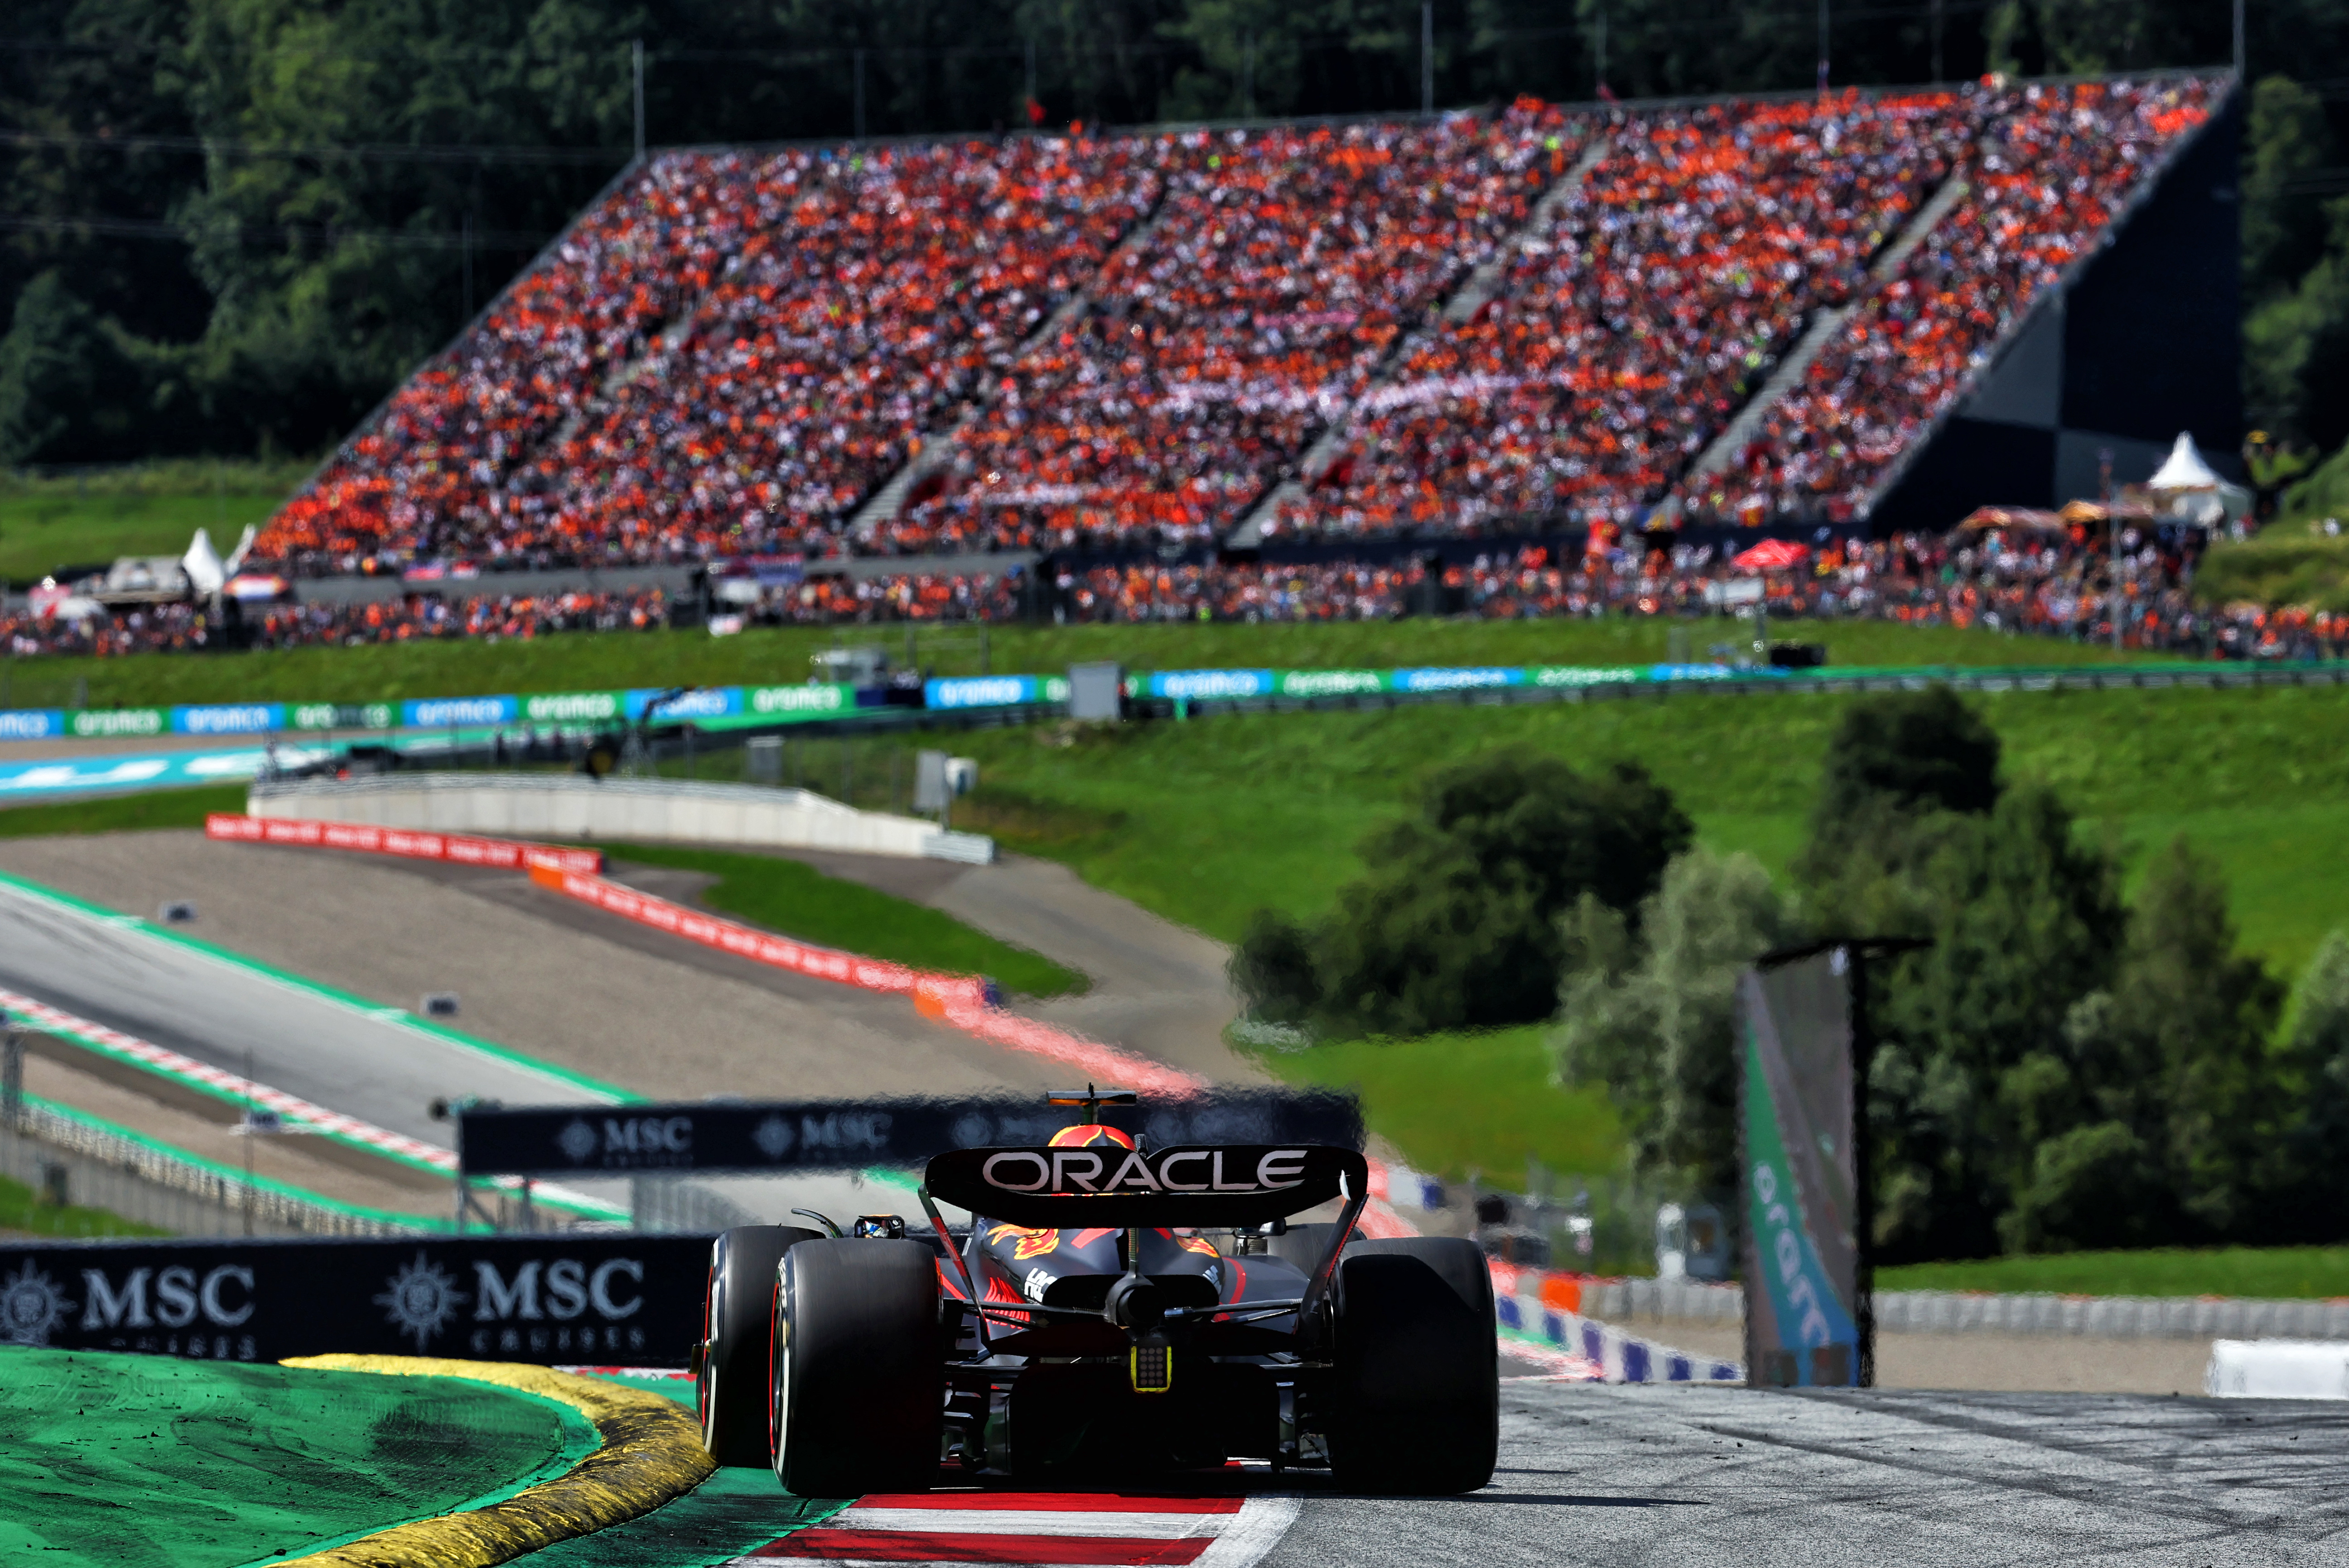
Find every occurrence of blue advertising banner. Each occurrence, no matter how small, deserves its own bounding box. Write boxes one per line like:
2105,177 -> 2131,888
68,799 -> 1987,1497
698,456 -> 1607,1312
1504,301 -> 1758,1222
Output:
1146,668 -> 1275,701
0,709 -> 64,742
401,695 -> 520,729
926,675 -> 1044,710
170,703 -> 286,737
626,686 -> 741,721
1737,952 -> 1862,1388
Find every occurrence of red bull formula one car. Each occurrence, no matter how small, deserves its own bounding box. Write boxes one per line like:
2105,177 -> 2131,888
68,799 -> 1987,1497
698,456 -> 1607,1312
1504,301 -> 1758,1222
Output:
691,1093 -> 1496,1496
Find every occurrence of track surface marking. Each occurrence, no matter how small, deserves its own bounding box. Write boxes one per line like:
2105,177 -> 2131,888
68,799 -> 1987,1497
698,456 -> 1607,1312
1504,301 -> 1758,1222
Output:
726,1489 -> 1299,1566
1258,1382 -> 2349,1566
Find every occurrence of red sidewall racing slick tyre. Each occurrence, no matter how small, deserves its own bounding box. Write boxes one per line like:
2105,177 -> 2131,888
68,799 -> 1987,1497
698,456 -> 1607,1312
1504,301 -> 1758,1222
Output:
771,1237 -> 941,1496
698,1224 -> 821,1467
1328,1236 -> 1499,1495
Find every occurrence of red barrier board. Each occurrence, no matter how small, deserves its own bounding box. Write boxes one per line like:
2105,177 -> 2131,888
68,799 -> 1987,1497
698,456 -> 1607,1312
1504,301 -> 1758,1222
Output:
206,812 -> 603,875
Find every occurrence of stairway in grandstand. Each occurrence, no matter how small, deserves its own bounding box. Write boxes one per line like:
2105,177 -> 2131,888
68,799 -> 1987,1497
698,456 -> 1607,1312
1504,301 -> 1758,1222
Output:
847,197 -> 1182,541
1678,169 -> 1975,496
1225,136 -> 1615,550
252,78 -> 2233,575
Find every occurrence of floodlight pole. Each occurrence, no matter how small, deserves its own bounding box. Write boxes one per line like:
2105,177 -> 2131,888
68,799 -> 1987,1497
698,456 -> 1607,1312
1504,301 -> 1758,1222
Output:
632,39 -> 646,165
1844,946 -> 1876,1387
1,1014 -> 21,1132
2114,521 -> 2125,653
1817,0 -> 1829,93
242,1047 -> 256,1237
2233,0 -> 2246,79
1421,2 -> 1434,117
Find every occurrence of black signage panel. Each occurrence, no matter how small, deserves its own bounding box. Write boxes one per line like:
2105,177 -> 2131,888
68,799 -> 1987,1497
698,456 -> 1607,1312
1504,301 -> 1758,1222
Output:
925,1143 -> 1367,1227
457,1090 -> 1364,1179
0,1233 -> 709,1366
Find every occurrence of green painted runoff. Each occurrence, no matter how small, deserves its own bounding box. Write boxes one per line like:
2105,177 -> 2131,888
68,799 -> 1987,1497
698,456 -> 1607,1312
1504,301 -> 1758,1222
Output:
0,1348 -> 593,1566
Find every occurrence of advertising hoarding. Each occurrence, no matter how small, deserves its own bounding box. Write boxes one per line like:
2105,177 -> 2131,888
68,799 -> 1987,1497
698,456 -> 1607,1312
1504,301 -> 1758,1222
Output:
1737,950 -> 1863,1388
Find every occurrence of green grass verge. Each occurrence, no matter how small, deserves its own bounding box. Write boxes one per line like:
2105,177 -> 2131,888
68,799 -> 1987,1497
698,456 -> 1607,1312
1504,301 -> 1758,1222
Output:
2194,529 -> 2349,612
1876,1246 -> 2349,1299
0,784 -> 246,839
0,1346 -> 595,1566
0,614 -> 2157,710
601,841 -> 1085,999
0,1169 -> 167,1238
0,458 -> 309,590
1244,1025 -> 1623,1184
945,682 -> 2349,981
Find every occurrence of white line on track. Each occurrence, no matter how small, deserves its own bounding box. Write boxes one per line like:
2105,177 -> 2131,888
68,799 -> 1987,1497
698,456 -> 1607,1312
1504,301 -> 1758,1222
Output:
826,1508 -> 1207,1537
732,1488 -> 1300,1567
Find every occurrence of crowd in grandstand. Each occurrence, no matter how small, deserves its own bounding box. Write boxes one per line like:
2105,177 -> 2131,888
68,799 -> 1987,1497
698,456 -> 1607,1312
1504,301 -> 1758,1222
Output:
730,525 -> 2332,661
241,76 -> 2217,579
877,103 -> 1578,555
1682,77 -> 2218,526
2,589 -> 670,659
6,523 -> 2342,661
1268,88 -> 1976,540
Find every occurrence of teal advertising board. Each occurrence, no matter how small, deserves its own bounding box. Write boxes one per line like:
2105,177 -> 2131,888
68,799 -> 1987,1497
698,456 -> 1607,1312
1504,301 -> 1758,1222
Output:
1737,951 -> 1862,1388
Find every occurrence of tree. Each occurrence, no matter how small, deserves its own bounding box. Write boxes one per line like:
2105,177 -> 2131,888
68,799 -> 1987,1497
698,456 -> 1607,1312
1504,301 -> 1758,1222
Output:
1860,785 -> 2127,1257
2281,931 -> 2349,1219
1228,748 -> 1693,1037
0,271 -> 146,464
2244,77 -> 2336,311
2000,838 -> 2285,1251
1227,907 -> 1319,1026
1553,847 -> 1796,1196
1798,685 -> 2003,946
1811,685 -> 2002,832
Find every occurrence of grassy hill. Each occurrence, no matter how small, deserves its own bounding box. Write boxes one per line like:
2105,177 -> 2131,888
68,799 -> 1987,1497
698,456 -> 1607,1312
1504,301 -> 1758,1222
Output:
931,681 -> 2349,983
2195,528 -> 2349,610
0,459 -> 308,589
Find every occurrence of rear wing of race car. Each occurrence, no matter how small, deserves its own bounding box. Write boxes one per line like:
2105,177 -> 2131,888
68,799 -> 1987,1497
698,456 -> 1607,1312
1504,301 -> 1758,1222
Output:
922,1143 -> 1371,1336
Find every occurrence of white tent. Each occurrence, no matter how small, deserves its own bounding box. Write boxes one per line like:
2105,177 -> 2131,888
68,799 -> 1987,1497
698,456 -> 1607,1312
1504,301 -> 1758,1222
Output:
2145,432 -> 2251,527
2148,432 -> 2226,492
181,528 -> 227,595
224,522 -> 258,576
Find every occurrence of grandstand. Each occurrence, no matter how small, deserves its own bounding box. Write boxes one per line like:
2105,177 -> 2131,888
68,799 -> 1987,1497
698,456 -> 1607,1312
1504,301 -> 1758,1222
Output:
251,74 -> 2231,584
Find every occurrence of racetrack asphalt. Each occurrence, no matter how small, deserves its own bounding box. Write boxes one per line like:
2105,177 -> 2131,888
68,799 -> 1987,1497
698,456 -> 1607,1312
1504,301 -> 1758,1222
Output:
1260,1383 -> 2349,1567
0,866 -> 608,1148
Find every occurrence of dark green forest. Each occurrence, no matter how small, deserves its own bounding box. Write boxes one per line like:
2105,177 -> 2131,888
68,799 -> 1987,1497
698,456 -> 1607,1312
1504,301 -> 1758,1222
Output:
0,0 -> 2344,469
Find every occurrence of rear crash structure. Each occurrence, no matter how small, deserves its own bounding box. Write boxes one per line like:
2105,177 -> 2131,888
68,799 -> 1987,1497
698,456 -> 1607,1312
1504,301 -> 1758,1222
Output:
693,1126 -> 1496,1496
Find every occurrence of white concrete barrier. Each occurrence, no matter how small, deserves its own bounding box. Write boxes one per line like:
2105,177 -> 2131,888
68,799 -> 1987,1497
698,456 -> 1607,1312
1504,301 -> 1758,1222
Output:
1877,1290 -> 2349,1341
1481,1273 -> 2349,1342
2207,1340 -> 2349,1399
249,773 -> 995,864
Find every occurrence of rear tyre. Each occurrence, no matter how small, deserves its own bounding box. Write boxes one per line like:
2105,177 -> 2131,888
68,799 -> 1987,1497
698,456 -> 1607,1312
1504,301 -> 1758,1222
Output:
697,1225 -> 820,1467
1327,1237 -> 1497,1495
771,1238 -> 941,1496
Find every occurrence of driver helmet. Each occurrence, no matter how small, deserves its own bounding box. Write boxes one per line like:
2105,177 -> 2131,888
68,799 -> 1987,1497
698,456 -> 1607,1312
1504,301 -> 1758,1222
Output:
1047,1123 -> 1135,1150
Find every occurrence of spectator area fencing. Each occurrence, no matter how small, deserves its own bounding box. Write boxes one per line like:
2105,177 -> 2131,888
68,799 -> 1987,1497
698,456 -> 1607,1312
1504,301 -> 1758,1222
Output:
1514,1272 -> 2349,1342
0,1102 -> 431,1239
